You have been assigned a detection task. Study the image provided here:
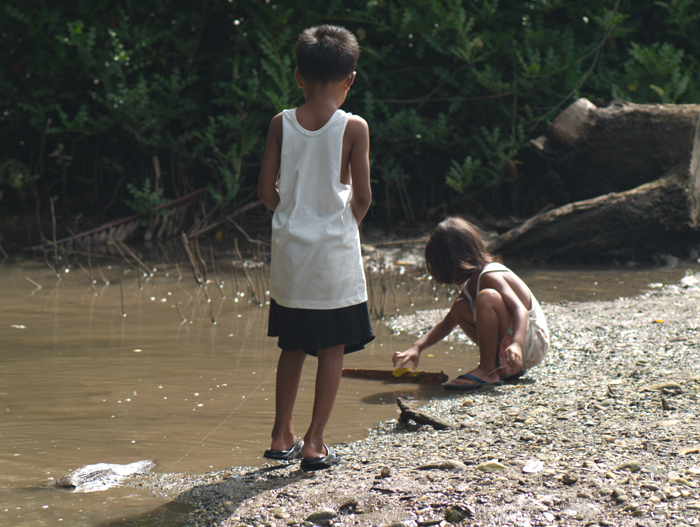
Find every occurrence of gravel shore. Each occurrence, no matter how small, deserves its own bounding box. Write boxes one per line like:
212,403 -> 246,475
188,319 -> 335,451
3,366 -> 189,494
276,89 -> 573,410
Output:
138,271 -> 700,527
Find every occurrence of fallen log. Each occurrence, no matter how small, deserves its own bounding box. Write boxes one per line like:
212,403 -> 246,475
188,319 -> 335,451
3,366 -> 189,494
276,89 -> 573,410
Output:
341,368 -> 448,385
531,98 -> 700,203
396,396 -> 451,430
489,163 -> 700,263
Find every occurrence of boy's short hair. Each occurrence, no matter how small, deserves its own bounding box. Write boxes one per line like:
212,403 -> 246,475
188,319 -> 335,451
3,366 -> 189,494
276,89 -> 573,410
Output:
296,25 -> 360,84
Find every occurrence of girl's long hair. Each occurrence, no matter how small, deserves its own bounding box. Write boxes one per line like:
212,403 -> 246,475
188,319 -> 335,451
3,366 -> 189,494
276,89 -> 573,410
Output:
424,217 -> 502,284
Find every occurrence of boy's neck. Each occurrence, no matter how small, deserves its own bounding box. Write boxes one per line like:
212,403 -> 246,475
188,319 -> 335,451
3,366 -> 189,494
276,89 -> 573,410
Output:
294,70 -> 354,131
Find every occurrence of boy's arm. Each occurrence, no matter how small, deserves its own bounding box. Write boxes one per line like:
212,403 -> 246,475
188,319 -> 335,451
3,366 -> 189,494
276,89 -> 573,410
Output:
346,115 -> 371,224
257,113 -> 283,211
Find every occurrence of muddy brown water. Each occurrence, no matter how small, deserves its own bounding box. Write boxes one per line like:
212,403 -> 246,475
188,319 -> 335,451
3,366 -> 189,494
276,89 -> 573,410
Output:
1,254 -> 697,526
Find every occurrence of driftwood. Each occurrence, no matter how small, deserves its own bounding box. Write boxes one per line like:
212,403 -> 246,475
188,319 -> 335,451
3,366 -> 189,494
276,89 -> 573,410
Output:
490,167 -> 698,263
396,396 -> 451,430
531,98 -> 700,203
341,368 -> 448,385
493,100 -> 700,263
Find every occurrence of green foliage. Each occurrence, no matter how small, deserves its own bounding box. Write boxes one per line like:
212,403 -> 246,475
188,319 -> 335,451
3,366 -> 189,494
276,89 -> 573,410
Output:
0,159 -> 37,199
124,179 -> 169,225
612,42 -> 691,103
2,0 -> 700,225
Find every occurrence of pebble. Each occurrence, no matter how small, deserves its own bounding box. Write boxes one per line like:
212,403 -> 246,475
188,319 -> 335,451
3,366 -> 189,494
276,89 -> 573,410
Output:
306,509 -> 337,523
476,461 -> 508,472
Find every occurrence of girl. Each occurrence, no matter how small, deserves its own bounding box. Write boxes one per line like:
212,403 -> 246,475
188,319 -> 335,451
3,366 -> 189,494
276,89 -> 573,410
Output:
392,217 -> 549,390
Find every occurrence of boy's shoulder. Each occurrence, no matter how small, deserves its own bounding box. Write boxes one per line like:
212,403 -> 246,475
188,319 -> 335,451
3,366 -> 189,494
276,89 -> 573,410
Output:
344,112 -> 369,139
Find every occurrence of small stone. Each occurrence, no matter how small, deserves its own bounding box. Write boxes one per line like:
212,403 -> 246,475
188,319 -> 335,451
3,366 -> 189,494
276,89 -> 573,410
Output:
641,482 -> 660,491
271,508 -> 286,519
612,488 -> 625,498
439,460 -> 468,472
561,473 -> 578,485
687,501 -> 700,510
543,512 -> 555,521
668,476 -> 693,486
476,460 -> 508,472
306,509 -> 337,524
522,460 -> 544,474
615,494 -> 628,504
622,503 -> 639,512
616,460 -> 642,472
380,466 -> 392,478
642,382 -> 682,391
444,505 -> 471,523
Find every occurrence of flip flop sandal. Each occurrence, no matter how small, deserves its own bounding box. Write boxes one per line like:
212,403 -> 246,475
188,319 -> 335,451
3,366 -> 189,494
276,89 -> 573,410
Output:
263,439 -> 303,461
501,370 -> 527,384
442,373 -> 503,391
300,444 -> 340,471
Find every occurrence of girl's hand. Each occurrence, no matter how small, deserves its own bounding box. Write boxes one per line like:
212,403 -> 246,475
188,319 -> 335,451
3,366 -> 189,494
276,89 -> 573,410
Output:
504,343 -> 523,370
392,345 -> 420,370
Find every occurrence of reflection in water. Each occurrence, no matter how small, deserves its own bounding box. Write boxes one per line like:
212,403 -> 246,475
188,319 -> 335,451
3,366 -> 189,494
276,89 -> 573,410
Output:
0,253 -> 696,526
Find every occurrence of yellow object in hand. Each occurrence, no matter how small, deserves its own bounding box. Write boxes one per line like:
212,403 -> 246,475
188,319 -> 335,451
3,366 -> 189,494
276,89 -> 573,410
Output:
392,367 -> 424,378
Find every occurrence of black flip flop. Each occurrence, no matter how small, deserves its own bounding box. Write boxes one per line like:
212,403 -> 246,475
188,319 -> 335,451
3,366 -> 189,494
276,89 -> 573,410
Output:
263,439 -> 303,460
442,373 -> 503,391
501,370 -> 527,384
300,444 -> 340,471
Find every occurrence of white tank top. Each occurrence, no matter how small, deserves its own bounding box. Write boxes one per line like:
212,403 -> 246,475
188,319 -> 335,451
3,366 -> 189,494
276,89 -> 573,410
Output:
269,108 -> 368,309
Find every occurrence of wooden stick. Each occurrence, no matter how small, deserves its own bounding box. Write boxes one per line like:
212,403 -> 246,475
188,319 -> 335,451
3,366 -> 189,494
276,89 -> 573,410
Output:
396,396 -> 451,430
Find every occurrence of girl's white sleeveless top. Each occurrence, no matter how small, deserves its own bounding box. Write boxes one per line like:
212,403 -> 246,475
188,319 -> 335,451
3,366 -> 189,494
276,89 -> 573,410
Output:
269,108 -> 367,309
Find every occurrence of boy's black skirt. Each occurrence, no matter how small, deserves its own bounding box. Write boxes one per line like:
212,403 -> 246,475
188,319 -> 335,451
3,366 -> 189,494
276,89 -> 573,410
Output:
267,299 -> 374,356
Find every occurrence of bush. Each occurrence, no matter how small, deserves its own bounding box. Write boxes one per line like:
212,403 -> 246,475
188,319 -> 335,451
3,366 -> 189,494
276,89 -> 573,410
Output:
2,0 -> 699,228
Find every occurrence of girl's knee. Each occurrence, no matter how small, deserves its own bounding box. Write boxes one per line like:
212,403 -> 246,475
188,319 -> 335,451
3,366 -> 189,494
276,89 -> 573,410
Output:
475,288 -> 504,308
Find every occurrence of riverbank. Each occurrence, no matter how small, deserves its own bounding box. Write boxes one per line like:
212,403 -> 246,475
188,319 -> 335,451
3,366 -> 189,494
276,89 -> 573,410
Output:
137,271 -> 700,527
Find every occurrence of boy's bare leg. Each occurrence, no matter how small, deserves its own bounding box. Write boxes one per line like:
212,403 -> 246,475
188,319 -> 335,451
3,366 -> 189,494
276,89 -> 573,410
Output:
270,349 -> 306,451
302,344 -> 345,459
447,289 -> 510,385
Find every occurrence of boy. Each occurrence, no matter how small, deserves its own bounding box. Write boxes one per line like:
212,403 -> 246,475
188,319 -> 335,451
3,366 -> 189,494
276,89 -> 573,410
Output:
257,25 -> 373,471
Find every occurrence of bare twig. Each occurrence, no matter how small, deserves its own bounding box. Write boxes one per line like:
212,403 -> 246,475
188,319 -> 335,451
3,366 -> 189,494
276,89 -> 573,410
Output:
209,245 -> 225,298
227,217 -> 270,247
181,232 -> 204,285
234,238 -> 259,305
25,276 -> 42,289
173,296 -> 187,322
97,264 -> 110,285
187,199 -> 264,239
119,279 -> 126,317
194,234 -> 208,283
50,197 -> 60,275
78,263 -> 97,294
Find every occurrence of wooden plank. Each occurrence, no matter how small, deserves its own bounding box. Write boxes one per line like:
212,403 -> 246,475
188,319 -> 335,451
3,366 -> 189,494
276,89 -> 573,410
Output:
341,368 -> 448,385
